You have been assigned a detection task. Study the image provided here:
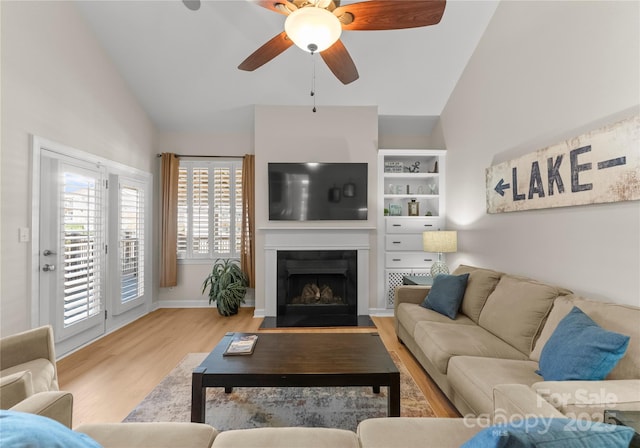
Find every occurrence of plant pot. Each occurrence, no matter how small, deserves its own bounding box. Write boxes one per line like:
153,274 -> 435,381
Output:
217,303 -> 239,317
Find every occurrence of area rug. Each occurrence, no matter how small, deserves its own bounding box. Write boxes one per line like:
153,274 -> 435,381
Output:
124,351 -> 435,431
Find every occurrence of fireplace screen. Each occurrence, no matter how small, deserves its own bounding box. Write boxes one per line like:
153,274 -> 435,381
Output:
286,259 -> 348,305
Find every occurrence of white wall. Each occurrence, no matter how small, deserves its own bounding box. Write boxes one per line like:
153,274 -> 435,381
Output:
155,131 -> 255,307
1,1 -> 157,335
441,1 -> 640,306
254,105 -> 379,314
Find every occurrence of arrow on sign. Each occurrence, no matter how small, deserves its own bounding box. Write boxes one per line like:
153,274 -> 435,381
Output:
494,179 -> 510,196
597,156 -> 626,170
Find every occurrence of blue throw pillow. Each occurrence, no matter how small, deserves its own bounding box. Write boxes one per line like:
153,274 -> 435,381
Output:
420,273 -> 469,319
0,410 -> 102,448
537,306 -> 630,381
461,417 -> 634,448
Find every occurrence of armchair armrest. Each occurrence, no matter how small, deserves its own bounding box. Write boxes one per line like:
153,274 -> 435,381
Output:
393,285 -> 430,314
10,391 -> 73,428
493,384 -> 565,423
0,371 -> 34,409
0,326 -> 57,378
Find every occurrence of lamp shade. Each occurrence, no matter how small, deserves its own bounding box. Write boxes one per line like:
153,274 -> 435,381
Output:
284,7 -> 342,53
423,231 -> 457,253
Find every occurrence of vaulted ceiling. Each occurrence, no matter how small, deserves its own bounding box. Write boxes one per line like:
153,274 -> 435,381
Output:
75,0 -> 498,134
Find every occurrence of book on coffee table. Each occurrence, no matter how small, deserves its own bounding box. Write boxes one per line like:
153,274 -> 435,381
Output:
223,334 -> 258,356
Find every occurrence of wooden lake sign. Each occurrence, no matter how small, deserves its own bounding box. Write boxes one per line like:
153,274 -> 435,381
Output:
486,115 -> 640,213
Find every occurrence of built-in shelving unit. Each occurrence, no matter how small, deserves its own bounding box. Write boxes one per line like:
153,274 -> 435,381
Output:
377,149 -> 446,309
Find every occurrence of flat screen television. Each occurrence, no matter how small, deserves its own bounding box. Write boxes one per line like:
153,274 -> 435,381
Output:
268,162 -> 368,221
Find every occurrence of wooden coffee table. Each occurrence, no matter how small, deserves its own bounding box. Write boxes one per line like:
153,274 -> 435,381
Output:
191,332 -> 400,423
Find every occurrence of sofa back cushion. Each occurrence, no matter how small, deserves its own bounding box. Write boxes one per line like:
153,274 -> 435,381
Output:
452,265 -> 503,323
478,275 -> 571,355
531,295 -> 640,380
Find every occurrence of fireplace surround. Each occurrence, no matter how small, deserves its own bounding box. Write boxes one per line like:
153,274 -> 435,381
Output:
261,228 -> 372,327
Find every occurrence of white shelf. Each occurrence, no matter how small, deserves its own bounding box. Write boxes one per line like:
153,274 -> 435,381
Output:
383,173 -> 439,178
383,194 -> 439,199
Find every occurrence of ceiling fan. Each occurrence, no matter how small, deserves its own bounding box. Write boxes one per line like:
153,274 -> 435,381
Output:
237,0 -> 447,85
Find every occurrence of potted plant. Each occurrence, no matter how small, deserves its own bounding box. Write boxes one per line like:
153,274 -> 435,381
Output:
202,259 -> 248,316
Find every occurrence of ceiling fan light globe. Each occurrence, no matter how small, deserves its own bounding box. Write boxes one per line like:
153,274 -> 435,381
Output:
284,7 -> 342,53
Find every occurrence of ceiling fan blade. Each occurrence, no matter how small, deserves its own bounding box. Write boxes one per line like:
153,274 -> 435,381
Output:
238,32 -> 294,71
320,40 -> 359,85
253,0 -> 297,15
334,0 -> 446,31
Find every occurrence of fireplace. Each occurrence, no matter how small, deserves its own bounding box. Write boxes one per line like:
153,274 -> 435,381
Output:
276,250 -> 358,327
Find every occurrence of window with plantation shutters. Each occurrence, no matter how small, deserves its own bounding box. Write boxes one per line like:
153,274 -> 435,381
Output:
119,181 -> 145,304
177,159 -> 242,260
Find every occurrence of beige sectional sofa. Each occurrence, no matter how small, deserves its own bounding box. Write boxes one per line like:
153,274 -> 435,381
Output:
75,384 -> 566,448
394,264 -> 640,420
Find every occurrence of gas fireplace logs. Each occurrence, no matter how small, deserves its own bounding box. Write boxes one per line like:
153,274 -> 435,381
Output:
291,284 -> 345,305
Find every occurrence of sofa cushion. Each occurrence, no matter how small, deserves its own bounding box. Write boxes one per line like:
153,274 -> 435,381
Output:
414,322 -> 528,374
447,356 -> 541,417
478,275 -> 569,355
396,303 -> 475,337
358,417 -> 487,448
212,427 -> 360,448
452,265 -> 503,323
537,307 -> 630,381
77,422 -> 218,448
531,295 -> 640,380
1,358 -> 56,394
421,273 -> 470,319
0,410 -> 101,448
461,417 -> 634,448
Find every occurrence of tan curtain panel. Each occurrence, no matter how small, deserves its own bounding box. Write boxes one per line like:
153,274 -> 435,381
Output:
160,153 -> 179,287
241,154 -> 255,288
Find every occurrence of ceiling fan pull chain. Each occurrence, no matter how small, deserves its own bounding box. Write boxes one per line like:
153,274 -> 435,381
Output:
310,51 -> 317,113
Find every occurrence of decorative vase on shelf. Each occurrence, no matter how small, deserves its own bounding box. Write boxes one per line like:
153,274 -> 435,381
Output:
408,199 -> 419,216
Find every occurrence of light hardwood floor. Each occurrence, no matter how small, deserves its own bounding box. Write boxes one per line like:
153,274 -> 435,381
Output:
57,308 -> 459,428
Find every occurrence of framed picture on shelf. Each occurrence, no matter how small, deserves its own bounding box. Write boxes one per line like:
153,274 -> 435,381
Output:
384,161 -> 403,173
389,204 -> 402,216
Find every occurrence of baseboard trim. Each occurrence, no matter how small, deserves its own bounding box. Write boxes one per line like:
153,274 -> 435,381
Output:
156,299 -> 256,309
368,308 -> 394,317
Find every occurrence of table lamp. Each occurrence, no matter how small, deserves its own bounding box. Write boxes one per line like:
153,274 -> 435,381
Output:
423,231 -> 457,277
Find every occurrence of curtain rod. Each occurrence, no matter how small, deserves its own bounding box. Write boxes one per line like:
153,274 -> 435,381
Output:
156,154 -> 242,158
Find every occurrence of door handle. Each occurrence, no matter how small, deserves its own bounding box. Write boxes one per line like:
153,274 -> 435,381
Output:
43,249 -> 56,256
42,264 -> 56,272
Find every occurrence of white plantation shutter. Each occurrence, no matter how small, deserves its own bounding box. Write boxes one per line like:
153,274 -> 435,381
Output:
212,166 -> 231,254
177,167 -> 188,258
192,168 -> 209,255
234,166 -> 243,255
119,182 -> 145,303
61,170 -> 103,328
177,159 -> 242,260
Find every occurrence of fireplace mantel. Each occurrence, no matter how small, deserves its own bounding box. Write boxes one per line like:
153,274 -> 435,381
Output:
258,226 -> 375,232
262,228 -> 372,317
